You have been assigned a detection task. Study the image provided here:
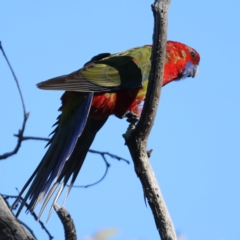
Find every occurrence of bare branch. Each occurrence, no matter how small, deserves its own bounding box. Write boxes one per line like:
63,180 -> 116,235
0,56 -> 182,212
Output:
14,134 -> 129,161
14,135 -> 50,142
124,1 -> 177,240
88,149 -> 129,164
0,195 -> 35,240
0,41 -> 29,161
54,203 -> 77,240
2,194 -> 53,240
72,152 -> 110,188
13,134 -> 130,188
14,134 -> 130,164
69,150 -> 130,188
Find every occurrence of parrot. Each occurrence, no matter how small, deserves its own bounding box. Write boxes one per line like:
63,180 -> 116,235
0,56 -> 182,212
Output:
13,41 -> 200,219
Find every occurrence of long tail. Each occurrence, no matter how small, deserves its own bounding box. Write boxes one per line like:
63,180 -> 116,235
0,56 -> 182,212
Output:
12,93 -> 108,219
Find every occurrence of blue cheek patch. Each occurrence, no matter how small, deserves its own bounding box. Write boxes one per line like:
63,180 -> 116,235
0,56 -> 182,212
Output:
181,61 -> 198,78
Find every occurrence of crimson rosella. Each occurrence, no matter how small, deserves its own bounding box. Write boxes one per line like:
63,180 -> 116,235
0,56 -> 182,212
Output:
14,41 -> 200,218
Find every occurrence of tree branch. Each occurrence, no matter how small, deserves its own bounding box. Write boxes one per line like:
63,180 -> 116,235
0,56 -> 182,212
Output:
13,134 -> 130,188
124,1 -> 177,240
0,195 -> 35,240
54,203 -> 77,240
0,41 -> 29,161
2,193 -> 53,239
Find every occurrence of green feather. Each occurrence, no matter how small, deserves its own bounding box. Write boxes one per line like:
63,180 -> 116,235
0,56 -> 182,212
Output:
37,45 -> 152,92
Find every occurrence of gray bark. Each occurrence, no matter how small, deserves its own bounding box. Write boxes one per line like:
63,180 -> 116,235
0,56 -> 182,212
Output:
0,195 -> 35,240
54,203 -> 77,240
125,1 -> 177,239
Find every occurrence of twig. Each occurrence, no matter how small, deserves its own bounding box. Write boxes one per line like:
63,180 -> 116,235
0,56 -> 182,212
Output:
54,203 -> 77,240
72,149 -> 129,188
14,134 -> 129,161
14,135 -> 50,142
14,134 -> 130,164
72,151 -> 110,188
14,134 -> 130,188
2,194 -> 54,240
88,149 -> 129,164
124,1 -> 177,240
0,41 -> 29,160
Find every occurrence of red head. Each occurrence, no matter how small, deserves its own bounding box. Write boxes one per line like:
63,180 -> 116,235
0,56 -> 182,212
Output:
163,41 -> 200,86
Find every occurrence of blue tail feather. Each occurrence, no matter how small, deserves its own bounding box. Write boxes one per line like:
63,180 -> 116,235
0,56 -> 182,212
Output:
14,93 -> 94,216
32,93 -> 93,207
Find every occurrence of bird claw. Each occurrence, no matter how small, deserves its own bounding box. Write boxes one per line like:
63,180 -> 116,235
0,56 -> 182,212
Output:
122,112 -> 140,141
125,112 -> 140,124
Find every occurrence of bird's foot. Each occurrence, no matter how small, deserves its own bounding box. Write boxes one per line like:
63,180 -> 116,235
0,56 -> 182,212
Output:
125,112 -> 140,124
122,112 -> 140,141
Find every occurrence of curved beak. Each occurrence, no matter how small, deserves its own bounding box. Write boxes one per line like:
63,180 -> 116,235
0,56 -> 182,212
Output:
181,61 -> 198,78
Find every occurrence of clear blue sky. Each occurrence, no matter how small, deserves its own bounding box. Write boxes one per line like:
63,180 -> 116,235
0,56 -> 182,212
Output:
1,1 -> 240,240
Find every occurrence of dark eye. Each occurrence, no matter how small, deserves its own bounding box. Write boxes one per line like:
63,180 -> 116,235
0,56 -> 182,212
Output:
190,51 -> 196,59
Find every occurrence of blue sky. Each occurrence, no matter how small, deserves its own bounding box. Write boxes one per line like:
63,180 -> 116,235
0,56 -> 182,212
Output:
1,1 -> 240,240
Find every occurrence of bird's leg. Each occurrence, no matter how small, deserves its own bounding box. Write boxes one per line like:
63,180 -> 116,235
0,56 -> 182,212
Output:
122,112 -> 140,141
125,112 -> 140,124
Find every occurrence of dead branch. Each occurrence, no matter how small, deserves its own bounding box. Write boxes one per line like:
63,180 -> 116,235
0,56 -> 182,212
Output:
0,41 -> 29,161
13,134 -> 130,188
2,193 -> 53,240
1,193 -> 76,240
14,134 -> 129,164
54,203 -> 77,240
124,1 -> 177,240
0,195 -> 35,240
